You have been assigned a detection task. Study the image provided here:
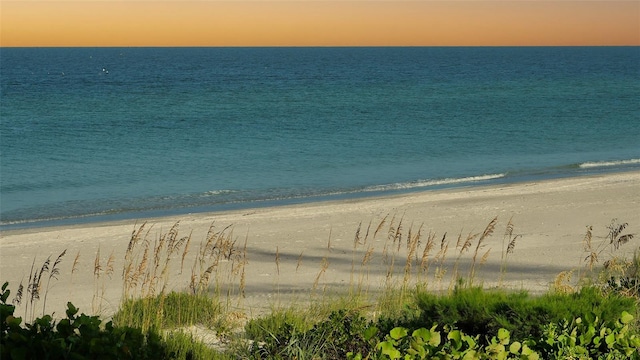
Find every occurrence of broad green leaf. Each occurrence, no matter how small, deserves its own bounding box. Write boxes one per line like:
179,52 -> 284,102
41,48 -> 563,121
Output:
66,302 -> 78,318
497,328 -> 510,345
487,343 -> 505,355
464,334 -> 477,349
620,311 -> 634,325
378,341 -> 401,359
462,350 -> 479,360
413,328 -> 430,343
346,352 -> 362,360
390,327 -> 408,340
574,345 -> 588,354
448,329 -> 462,350
448,329 -> 461,342
409,341 -> 427,358
509,341 -> 521,354
521,344 -> 537,356
428,328 -> 441,347
605,332 -> 616,348
363,326 -> 379,340
0,283 -> 9,303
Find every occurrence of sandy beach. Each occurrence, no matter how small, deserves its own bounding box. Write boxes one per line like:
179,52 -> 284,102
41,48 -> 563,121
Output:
1,171 -> 639,320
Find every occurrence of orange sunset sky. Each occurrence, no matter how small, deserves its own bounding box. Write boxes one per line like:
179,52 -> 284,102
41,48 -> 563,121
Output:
1,1 -> 639,47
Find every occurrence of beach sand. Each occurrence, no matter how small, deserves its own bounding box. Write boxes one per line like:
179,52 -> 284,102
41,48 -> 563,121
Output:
1,171 -> 639,320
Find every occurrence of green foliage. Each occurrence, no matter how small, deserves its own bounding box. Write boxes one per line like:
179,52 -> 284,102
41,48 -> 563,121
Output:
354,311 -> 640,360
382,285 -> 637,345
244,308 -> 312,343
163,330 -> 232,360
1,282 -> 170,359
484,328 -> 539,360
245,309 -> 378,359
369,325 -> 538,360
306,309 -> 378,359
244,307 -> 318,358
113,291 -> 223,331
538,311 -> 640,359
603,247 -> 640,299
113,291 -> 231,359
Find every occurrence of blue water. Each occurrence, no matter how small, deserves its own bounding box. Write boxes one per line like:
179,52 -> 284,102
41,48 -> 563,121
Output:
1,47 -> 639,229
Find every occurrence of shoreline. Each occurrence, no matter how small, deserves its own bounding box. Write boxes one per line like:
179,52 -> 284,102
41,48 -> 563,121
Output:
3,166 -> 639,233
1,171 -> 639,319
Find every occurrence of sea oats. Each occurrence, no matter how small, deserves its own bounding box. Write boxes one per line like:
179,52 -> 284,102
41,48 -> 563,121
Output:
353,222 -> 362,248
313,257 -> 329,291
105,250 -> 115,279
362,246 -> 374,266
43,250 -> 67,314
296,251 -> 304,273
71,251 -> 80,275
507,234 -> 521,255
13,281 -> 24,306
374,214 -> 388,239
180,233 -> 192,274
93,249 -> 101,279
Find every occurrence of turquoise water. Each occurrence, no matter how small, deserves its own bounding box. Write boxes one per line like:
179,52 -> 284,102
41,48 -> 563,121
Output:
1,47 -> 639,228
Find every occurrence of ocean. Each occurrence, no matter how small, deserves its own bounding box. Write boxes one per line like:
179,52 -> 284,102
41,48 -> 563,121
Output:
1,47 -> 639,229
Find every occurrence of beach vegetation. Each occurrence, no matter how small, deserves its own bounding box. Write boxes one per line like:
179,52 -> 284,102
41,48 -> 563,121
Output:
241,308 -> 377,359
2,217 -> 639,359
351,309 -> 640,360
1,284 -> 169,359
113,291 -> 226,333
376,285 -> 637,347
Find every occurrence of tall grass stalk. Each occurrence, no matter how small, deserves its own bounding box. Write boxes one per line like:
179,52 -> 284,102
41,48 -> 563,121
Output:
584,219 -> 635,273
469,216 -> 497,283
500,216 -> 521,285
42,249 -> 66,315
29,255 -> 50,321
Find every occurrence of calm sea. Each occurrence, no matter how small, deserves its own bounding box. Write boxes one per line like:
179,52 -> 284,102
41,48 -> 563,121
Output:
1,47 -> 639,229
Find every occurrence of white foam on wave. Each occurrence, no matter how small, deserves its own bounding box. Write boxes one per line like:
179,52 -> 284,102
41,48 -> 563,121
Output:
200,189 -> 236,197
579,159 -> 640,169
364,173 -> 507,192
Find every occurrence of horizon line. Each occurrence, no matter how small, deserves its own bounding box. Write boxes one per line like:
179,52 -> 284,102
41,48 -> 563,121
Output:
3,44 -> 639,48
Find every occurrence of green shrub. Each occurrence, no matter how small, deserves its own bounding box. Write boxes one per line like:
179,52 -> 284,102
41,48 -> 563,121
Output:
362,325 -> 539,360
538,311 -> 640,359
244,308 -> 310,358
245,309 -> 378,359
354,311 -> 639,360
1,282 -> 170,360
380,285 -> 637,345
305,309 -> 378,359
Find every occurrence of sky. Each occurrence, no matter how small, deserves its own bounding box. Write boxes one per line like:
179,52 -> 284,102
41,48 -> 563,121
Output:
1,1 -> 638,47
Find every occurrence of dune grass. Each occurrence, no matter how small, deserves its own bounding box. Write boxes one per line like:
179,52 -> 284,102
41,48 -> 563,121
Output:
2,216 -> 639,359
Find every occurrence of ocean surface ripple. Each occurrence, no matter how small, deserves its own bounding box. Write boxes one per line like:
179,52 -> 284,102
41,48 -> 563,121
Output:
1,47 -> 639,228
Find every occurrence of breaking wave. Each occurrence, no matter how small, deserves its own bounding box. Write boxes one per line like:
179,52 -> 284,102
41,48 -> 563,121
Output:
579,159 -> 640,169
363,173 -> 507,192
